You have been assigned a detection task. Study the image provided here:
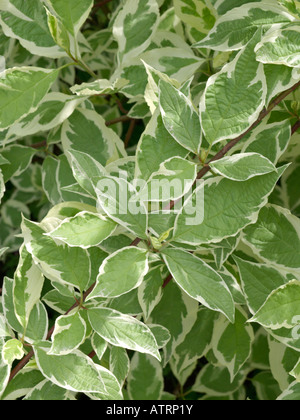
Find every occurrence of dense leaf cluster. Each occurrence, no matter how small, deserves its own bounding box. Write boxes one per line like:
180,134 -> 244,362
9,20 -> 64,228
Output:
0,0 -> 300,400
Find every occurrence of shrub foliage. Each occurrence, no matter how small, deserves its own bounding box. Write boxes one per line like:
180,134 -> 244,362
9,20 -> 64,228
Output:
0,0 -> 300,401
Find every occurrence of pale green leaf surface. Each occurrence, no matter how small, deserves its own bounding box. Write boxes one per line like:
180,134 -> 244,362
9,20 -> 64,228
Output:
0,67 -> 59,131
256,24 -> 300,68
159,79 -> 201,153
250,280 -> 300,330
170,307 -> 218,385
173,0 -> 216,36
193,4 -> 296,51
277,381 -> 300,400
200,31 -> 267,145
137,266 -> 164,321
49,312 -> 86,355
192,363 -> 248,396
24,379 -> 73,400
87,247 -> 149,299
174,166 -> 286,245
135,157 -> 197,202
212,308 -> 254,381
88,307 -> 160,361
0,145 -> 36,183
21,217 -> 91,292
0,367 -> 44,400
162,247 -> 235,322
62,108 -> 126,168
33,341 -> 122,399
234,256 -> 287,314
0,338 -> 10,398
242,204 -> 300,275
209,153 -> 276,181
113,0 -> 159,64
109,346 -> 130,387
136,109 -> 188,181
95,176 -> 148,239
13,245 -> 44,328
0,0 -> 66,57
127,352 -> 163,400
47,211 -> 117,248
45,0 -> 93,37
2,339 -> 24,365
0,93 -> 85,145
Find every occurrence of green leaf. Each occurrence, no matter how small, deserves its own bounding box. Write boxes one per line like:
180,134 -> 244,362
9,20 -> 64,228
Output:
45,0 -> 93,38
278,381 -> 300,400
95,176 -> 149,239
251,371 -> 281,401
47,211 -> 117,248
136,109 -> 189,181
70,78 -> 129,96
234,256 -> 287,314
242,204 -> 300,276
46,7 -> 70,53
170,307 -> 218,386
113,0 -> 159,64
21,217 -> 91,292
33,341 -> 122,399
0,146 -> 36,183
250,280 -> 300,330
127,353 -> 163,400
193,3 -> 296,51
87,307 -> 161,361
62,108 -> 126,168
24,302 -> 49,343
200,30 -> 267,145
268,336 -> 299,390
149,281 -> 199,365
290,358 -> 300,383
137,266 -> 164,321
162,247 -> 235,323
238,119 -> 291,164
13,245 -> 44,329
87,247 -> 149,299
0,314 -> 12,339
209,153 -> 276,181
24,379 -> 74,400
148,324 -> 171,349
135,157 -> 197,202
212,308 -> 254,381
0,169 -> 4,205
66,149 -> 107,198
192,363 -> 248,396
0,67 -> 59,131
0,93 -> 85,145
158,80 -> 201,153
0,0 -> 66,58
174,166 -> 286,245
49,312 -> 86,355
256,24 -> 300,68
173,0 -> 216,40
141,46 -> 203,85
1,367 -> 44,400
91,333 -> 107,361
2,339 -> 24,365
109,346 -> 130,387
0,338 -> 10,398
279,0 -> 300,19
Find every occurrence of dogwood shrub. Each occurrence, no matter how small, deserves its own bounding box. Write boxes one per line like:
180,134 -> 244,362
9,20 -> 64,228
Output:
0,0 -> 300,401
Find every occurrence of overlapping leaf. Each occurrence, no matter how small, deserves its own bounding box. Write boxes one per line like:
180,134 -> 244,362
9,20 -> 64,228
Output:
200,31 -> 267,145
